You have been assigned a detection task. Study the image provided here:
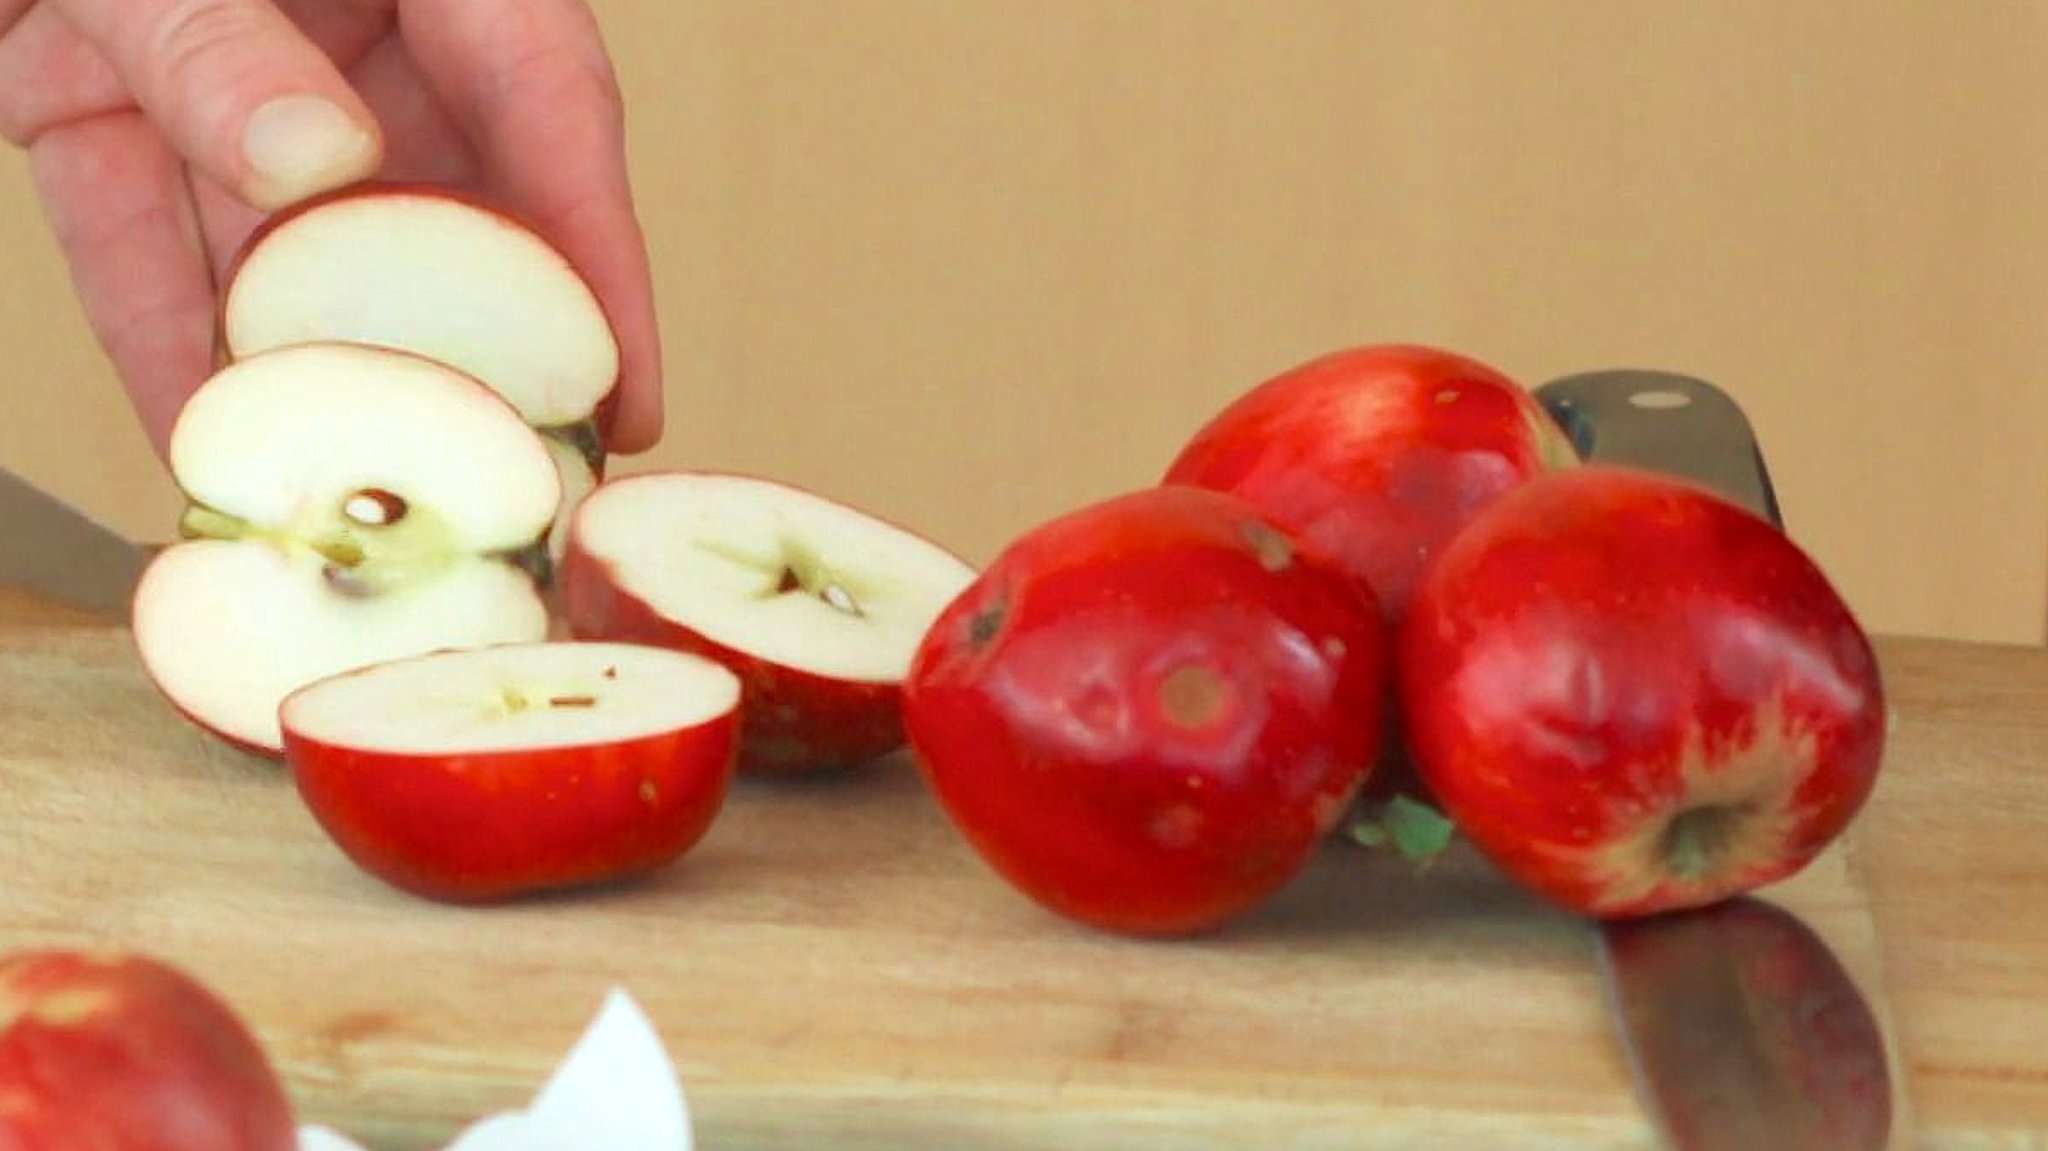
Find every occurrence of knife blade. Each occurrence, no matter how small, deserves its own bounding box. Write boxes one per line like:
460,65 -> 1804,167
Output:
1532,369 -> 1904,1151
0,465 -> 149,619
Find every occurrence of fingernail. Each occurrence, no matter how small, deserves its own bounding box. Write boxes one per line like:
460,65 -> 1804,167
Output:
241,95 -> 378,209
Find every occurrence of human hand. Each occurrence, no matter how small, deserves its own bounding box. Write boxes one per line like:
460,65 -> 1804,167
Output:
0,0 -> 664,460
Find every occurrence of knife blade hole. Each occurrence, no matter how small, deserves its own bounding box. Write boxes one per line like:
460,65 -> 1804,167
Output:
1628,389 -> 1693,411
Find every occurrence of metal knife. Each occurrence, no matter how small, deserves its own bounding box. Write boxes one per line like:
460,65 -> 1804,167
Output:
0,465 -> 150,619
1532,369 -> 1905,1151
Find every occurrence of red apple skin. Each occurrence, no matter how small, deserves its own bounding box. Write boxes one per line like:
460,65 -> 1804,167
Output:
903,485 -> 1389,936
1163,343 -> 1579,624
0,950 -> 297,1151
283,711 -> 738,903
1397,464 -> 1887,919
558,516 -> 915,776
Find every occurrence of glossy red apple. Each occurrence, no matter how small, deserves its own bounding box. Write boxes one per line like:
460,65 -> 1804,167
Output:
282,641 -> 742,903
903,485 -> 1389,936
1397,464 -> 1887,919
0,950 -> 297,1151
560,471 -> 978,774
1163,343 -> 1579,623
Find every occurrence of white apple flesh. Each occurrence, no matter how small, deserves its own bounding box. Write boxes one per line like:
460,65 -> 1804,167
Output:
543,433 -> 602,567
131,342 -> 562,755
559,471 -> 978,773
281,641 -> 742,903
219,184 -> 620,437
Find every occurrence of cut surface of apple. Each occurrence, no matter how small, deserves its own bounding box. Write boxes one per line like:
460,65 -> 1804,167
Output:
282,641 -> 740,755
282,642 -> 743,903
132,342 -> 562,754
220,184 -> 619,432
560,471 -> 978,772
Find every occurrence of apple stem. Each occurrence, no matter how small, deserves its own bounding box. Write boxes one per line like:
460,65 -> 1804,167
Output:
548,695 -> 597,708
1662,805 -> 1739,881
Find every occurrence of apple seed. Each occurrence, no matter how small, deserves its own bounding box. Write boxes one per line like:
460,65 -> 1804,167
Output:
342,489 -> 409,527
819,581 -> 864,617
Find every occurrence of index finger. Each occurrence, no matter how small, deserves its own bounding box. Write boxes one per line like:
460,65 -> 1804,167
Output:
397,0 -> 664,455
55,0 -> 384,209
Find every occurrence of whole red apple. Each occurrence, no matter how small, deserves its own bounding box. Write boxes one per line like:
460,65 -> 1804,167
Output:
0,950 -> 297,1151
1397,464 -> 1887,918
1163,343 -> 1579,624
903,485 -> 1389,936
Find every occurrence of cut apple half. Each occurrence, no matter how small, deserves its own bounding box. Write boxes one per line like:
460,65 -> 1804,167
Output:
282,641 -> 742,903
131,342 -> 562,754
219,183 -> 620,437
559,471 -> 978,774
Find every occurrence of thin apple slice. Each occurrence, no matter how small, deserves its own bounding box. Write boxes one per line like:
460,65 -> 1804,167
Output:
282,641 -> 742,903
219,184 -> 620,436
132,342 -> 562,755
543,432 -> 602,567
559,471 -> 978,774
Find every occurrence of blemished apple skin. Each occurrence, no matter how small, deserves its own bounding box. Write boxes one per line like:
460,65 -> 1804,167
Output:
558,518 -> 919,776
1397,464 -> 1887,919
284,711 -> 739,904
1163,343 -> 1580,625
1164,343 -> 1579,807
903,485 -> 1389,937
0,950 -> 298,1151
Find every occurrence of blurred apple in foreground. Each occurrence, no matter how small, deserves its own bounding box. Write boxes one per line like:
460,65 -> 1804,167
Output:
0,950 -> 296,1151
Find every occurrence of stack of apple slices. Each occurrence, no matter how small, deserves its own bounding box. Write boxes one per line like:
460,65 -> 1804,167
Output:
219,184 -> 618,560
132,183 -> 979,903
132,342 -> 562,754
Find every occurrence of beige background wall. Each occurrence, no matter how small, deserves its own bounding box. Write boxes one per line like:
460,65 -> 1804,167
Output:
3,0 -> 2045,645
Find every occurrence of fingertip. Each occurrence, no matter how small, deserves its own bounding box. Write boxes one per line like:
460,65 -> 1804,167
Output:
239,93 -> 383,211
602,379 -> 664,455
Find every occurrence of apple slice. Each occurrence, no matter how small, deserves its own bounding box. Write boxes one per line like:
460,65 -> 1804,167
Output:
559,471 -> 978,774
219,183 -> 620,443
131,342 -> 562,755
282,641 -> 742,903
543,432 -> 602,567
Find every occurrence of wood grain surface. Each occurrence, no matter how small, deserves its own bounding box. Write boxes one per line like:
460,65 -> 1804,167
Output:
0,602 -> 2041,1149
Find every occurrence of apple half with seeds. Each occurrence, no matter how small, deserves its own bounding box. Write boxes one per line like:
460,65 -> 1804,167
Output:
131,342 -> 561,755
559,471 -> 979,774
218,182 -> 619,547
283,641 -> 742,903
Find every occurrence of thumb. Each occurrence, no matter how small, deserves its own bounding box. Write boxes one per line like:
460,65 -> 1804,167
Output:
55,0 -> 383,210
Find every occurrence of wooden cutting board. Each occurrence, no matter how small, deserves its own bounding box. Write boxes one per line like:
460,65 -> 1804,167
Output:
0,595 -> 2027,1150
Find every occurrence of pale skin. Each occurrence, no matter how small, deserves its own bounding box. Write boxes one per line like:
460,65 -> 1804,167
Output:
0,0 -> 665,461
